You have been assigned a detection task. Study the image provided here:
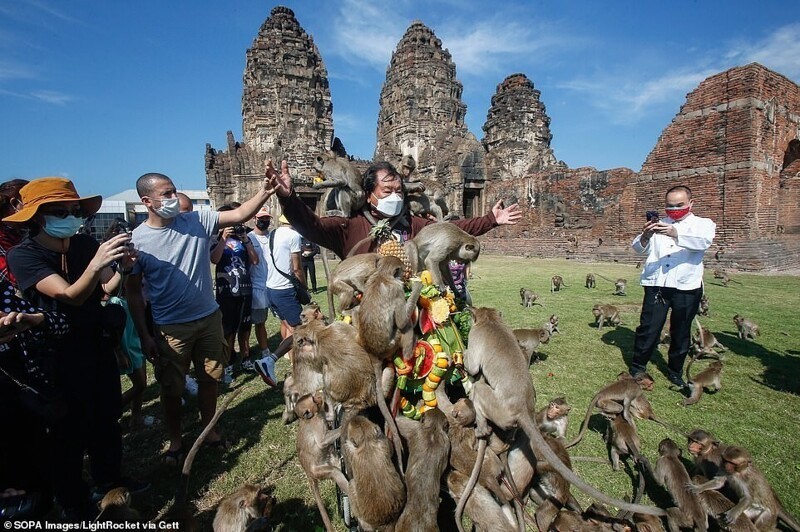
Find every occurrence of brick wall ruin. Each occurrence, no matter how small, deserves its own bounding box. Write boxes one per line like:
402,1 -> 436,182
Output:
206,6 -> 800,271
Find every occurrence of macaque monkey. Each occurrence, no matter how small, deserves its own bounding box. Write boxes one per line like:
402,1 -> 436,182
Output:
404,223 -> 480,293
395,408 -> 450,532
312,151 -> 365,217
691,328 -> 726,359
300,302 -> 328,325
606,413 -> 644,472
519,287 -> 543,308
713,269 -> 738,286
654,438 -> 708,532
97,487 -> 140,523
686,429 -> 726,481
294,392 -> 350,532
328,253 -> 383,313
213,484 -> 270,532
683,360 -> 723,406
292,320 -> 378,422
545,314 -> 561,336
689,446 -> 800,531
733,314 -> 761,341
613,278 -> 627,296
282,364 -> 324,425
695,483 -> 759,532
585,273 -> 596,289
592,304 -> 620,329
634,512 -> 668,532
355,255 -> 422,465
567,373 -> 653,448
445,470 -> 516,532
536,397 -> 571,439
400,154 -> 450,222
459,306 -> 666,527
550,274 -> 566,292
533,434 -> 581,521
342,415 -> 406,530
698,293 -> 710,317
513,327 -> 551,364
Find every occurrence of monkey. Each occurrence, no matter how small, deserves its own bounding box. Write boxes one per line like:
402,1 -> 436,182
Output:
566,373 -> 653,448
686,429 -> 726,481
292,319 -> 378,424
733,314 -> 761,341
342,415 -> 406,530
691,320 -> 726,358
592,304 -> 620,329
404,222 -> 480,294
294,392 -> 350,532
327,253 -> 383,315
213,484 -> 270,532
698,293 -> 710,316
585,273 -> 596,289
532,433 -> 582,526
694,482 -> 759,531
282,364 -> 324,425
96,487 -> 140,523
635,260 -> 643,269
519,287 -> 543,308
445,469 -> 517,532
535,397 -> 571,439
400,154 -> 450,222
549,509 -> 589,531
355,255 -> 422,466
312,151 -> 365,218
659,323 -> 671,345
550,274 -> 566,292
654,438 -> 708,532
546,313 -> 561,335
633,512 -> 667,532
394,408 -> 450,532
713,269 -> 742,287
458,306 -> 666,529
513,326 -> 551,364
689,446 -> 800,531
715,247 -> 725,261
605,412 -> 644,472
613,278 -> 627,296
683,360 -> 723,406
300,301 -> 328,325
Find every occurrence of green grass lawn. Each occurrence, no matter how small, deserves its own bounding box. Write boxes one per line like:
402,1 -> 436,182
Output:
120,256 -> 800,530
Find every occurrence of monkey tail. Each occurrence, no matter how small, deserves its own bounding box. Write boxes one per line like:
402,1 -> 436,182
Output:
520,416 -> 666,517
592,272 -> 616,284
499,457 -> 527,532
454,438 -> 487,532
565,396 -> 598,448
176,388 -> 242,510
778,506 -> 800,532
373,361 -> 405,477
308,475 -> 336,532
320,247 -> 335,319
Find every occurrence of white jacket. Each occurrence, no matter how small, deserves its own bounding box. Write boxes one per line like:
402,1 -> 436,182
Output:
632,213 -> 716,290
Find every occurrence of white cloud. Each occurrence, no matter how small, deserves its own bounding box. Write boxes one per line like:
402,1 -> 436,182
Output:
0,61 -> 36,82
729,23 -> 800,80
329,0 -> 404,70
0,88 -> 73,105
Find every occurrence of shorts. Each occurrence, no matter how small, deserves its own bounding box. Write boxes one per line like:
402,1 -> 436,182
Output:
251,288 -> 269,324
153,309 -> 228,398
266,286 -> 302,327
218,295 -> 252,336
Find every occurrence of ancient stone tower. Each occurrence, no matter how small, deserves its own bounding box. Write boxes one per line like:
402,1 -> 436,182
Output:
375,21 -> 486,218
482,73 -> 563,179
206,6 -> 334,207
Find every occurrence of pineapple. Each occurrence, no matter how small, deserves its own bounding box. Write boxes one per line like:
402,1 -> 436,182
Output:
370,220 -> 413,280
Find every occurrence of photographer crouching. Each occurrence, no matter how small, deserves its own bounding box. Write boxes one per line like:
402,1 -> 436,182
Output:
628,185 -> 716,390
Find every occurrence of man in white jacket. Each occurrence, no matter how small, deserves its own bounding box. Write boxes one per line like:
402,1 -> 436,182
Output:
629,185 -> 716,389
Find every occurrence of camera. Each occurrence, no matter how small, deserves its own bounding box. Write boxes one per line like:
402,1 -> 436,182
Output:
645,210 -> 660,222
233,224 -> 247,237
103,218 -> 134,246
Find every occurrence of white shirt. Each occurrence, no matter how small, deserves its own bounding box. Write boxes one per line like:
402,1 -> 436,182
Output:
632,213 -> 716,290
265,226 -> 301,290
249,232 -> 270,290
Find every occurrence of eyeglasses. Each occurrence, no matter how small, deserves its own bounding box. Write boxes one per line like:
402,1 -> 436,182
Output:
40,206 -> 86,219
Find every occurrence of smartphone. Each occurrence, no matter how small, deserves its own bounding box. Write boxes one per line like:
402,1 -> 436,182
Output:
645,210 -> 659,222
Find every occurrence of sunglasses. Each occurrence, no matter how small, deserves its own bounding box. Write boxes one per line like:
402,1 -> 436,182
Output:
40,206 -> 86,219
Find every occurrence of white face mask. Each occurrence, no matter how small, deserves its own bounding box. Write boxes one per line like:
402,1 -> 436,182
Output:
153,197 -> 180,219
373,192 -> 404,217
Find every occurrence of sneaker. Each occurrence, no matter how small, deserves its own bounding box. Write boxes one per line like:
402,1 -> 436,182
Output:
254,356 -> 277,387
667,372 -> 688,389
185,375 -> 199,396
241,359 -> 256,373
221,365 -> 234,385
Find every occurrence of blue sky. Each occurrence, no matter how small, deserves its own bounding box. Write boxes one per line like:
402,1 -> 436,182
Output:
2,0 -> 799,197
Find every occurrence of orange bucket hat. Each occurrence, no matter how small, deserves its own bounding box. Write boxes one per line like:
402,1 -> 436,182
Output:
3,177 -> 102,223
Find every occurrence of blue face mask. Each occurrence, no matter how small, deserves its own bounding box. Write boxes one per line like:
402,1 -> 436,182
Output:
43,215 -> 85,239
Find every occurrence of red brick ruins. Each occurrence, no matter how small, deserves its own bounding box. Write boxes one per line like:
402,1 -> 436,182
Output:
206,7 -> 800,270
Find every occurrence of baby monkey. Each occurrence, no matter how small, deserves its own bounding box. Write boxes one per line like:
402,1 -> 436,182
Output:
733,314 -> 760,341
592,304 -> 620,329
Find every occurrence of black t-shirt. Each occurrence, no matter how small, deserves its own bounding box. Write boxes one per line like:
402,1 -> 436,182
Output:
8,234 -> 104,338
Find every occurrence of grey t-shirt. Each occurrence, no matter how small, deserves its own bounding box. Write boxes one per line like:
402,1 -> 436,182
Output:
131,210 -> 220,325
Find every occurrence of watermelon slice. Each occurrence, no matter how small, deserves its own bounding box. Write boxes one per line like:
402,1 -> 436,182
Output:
419,307 -> 435,335
413,340 -> 435,378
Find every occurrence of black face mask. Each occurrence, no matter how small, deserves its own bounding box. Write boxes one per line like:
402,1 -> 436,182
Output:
255,219 -> 271,231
